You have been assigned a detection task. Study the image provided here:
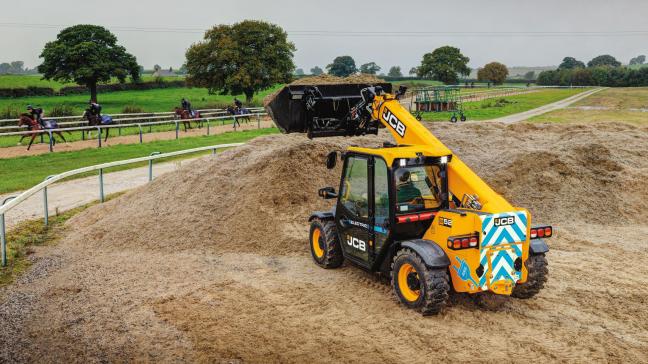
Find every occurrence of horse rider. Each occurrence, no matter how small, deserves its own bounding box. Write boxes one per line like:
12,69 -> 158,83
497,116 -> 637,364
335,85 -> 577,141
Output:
233,97 -> 243,111
181,98 -> 194,117
26,105 -> 45,127
88,100 -> 102,118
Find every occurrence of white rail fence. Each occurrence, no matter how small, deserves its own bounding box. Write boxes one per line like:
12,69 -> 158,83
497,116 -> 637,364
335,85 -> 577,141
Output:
0,142 -> 244,266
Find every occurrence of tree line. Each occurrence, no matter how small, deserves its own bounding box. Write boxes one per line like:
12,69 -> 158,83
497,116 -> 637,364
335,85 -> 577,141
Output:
0,61 -> 38,75
26,20 -> 515,104
537,54 -> 648,86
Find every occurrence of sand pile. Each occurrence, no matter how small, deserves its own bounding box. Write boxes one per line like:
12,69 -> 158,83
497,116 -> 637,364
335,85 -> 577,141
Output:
69,134 -> 382,255
68,121 -> 647,257
427,121 -> 648,225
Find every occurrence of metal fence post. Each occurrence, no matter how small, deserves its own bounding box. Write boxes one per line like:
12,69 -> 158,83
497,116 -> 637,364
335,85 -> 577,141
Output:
207,120 -> 210,136
1,196 -> 17,267
118,126 -> 122,136
148,152 -> 161,182
175,121 -> 179,140
99,168 -> 105,203
138,124 -> 143,144
82,129 -> 85,140
97,127 -> 102,148
42,175 -> 55,226
257,114 -> 261,129
48,130 -> 54,152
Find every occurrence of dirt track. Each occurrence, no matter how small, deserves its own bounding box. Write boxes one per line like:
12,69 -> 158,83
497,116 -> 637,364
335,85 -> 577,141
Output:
0,118 -> 273,159
1,121 -> 648,363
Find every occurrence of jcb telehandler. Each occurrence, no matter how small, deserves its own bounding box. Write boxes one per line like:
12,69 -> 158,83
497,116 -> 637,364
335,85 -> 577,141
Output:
266,83 -> 550,314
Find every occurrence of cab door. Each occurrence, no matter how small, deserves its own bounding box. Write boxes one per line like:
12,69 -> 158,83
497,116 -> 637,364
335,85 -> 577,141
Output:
336,154 -> 371,266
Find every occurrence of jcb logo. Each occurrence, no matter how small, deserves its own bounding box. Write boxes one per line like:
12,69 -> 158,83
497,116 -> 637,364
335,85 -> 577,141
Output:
439,217 -> 452,228
346,235 -> 367,252
382,107 -> 406,137
494,216 -> 516,227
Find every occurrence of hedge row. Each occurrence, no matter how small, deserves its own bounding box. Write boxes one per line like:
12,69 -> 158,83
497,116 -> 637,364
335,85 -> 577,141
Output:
0,80 -> 187,98
537,66 -> 648,87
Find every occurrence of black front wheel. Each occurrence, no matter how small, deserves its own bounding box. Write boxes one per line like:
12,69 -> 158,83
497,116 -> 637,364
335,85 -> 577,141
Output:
309,218 -> 343,269
450,116 -> 458,123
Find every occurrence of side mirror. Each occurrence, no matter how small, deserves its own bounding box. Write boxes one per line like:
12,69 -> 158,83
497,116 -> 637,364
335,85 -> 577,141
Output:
326,151 -> 338,169
318,187 -> 338,199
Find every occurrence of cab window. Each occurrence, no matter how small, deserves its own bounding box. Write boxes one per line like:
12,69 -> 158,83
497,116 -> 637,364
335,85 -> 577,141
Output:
395,165 -> 443,213
340,156 -> 369,218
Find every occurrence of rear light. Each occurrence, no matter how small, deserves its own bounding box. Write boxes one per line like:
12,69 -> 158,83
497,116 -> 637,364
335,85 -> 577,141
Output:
448,233 -> 479,250
530,226 -> 553,239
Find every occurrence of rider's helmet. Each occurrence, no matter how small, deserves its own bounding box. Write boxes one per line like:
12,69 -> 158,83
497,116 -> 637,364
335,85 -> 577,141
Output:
27,105 -> 33,110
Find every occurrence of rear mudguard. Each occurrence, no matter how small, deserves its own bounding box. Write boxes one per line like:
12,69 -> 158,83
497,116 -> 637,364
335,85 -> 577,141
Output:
529,238 -> 549,254
400,239 -> 450,269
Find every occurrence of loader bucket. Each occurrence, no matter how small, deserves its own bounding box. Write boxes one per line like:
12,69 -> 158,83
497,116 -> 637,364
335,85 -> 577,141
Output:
265,83 -> 392,135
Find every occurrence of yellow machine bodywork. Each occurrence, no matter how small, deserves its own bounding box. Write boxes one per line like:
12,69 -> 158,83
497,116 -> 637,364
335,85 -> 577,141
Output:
348,92 -> 532,294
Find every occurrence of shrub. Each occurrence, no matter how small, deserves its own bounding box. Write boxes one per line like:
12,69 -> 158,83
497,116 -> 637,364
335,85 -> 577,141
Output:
48,105 -> 77,117
0,104 -> 21,119
122,104 -> 144,114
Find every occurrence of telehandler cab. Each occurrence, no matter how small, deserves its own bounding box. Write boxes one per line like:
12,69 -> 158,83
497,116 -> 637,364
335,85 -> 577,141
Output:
266,83 -> 551,314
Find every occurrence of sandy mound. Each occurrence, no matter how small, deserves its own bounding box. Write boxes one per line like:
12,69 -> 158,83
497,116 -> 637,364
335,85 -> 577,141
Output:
69,134 -> 383,255
68,121 -> 648,258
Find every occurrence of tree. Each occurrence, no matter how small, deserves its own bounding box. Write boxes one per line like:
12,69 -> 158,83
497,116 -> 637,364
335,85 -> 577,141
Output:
177,64 -> 188,75
360,62 -> 381,75
0,63 -> 10,74
387,66 -> 403,77
524,71 -> 536,80
409,67 -> 418,76
10,61 -> 24,73
477,62 -> 509,85
186,20 -> 295,102
38,25 -> 139,102
558,57 -> 586,70
587,55 -> 621,68
417,46 -> 470,84
327,56 -> 357,77
310,66 -> 323,75
295,68 -> 305,76
630,55 -> 646,65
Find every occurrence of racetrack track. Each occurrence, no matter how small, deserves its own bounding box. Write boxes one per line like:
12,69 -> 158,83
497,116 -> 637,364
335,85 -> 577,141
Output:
1,121 -> 647,363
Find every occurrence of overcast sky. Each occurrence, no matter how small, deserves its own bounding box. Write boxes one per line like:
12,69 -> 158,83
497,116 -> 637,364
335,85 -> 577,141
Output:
1,0 -> 647,72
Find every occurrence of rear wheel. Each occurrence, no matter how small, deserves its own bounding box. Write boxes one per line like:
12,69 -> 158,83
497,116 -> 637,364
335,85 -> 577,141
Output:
391,248 -> 449,315
309,218 -> 343,269
450,116 -> 458,123
512,253 -> 548,299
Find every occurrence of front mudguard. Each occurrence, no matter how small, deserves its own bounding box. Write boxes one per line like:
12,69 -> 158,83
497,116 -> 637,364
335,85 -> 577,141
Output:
308,207 -> 336,222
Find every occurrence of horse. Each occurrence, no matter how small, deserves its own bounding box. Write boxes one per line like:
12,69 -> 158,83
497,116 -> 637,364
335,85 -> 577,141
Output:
174,108 -> 202,131
83,110 -> 113,142
226,105 -> 251,127
18,114 -> 69,150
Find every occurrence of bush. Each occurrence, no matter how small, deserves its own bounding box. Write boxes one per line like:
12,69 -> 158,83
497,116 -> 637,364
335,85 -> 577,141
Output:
58,80 -> 186,95
537,66 -> 648,86
0,104 -> 21,119
48,105 -> 77,117
122,104 -> 144,114
0,86 -> 55,98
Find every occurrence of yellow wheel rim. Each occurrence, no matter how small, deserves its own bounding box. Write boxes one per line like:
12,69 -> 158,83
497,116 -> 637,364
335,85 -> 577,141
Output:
398,263 -> 421,302
312,228 -> 324,258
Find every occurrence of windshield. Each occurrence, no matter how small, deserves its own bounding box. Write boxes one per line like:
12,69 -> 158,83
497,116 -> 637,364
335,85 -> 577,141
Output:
395,165 -> 444,213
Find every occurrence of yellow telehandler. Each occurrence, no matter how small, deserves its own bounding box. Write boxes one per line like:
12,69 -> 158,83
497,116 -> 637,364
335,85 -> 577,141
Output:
266,83 -> 551,314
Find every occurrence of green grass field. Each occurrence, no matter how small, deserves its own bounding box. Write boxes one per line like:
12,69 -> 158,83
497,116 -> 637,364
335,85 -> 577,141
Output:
0,127 -> 278,194
0,85 -> 281,116
0,74 -> 185,91
418,88 -> 588,121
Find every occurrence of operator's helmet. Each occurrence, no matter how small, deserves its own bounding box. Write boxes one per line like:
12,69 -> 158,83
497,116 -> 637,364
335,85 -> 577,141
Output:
396,169 -> 411,184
